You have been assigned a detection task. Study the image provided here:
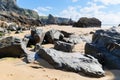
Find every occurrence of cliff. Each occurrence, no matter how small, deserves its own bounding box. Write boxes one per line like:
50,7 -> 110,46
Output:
0,0 -> 41,26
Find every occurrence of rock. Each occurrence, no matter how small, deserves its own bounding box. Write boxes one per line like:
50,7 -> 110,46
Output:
34,43 -> 43,52
26,51 -> 40,63
0,37 -> 27,58
37,48 -> 105,77
66,35 -> 82,44
85,27 -> 120,69
0,27 -> 5,37
22,38 -> 29,47
0,0 -> 41,26
60,30 -> 73,38
26,29 -> 45,46
54,41 -> 74,52
44,29 -> 64,43
73,17 -> 101,27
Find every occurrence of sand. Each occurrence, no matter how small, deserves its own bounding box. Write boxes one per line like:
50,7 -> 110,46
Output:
1,25 -> 120,80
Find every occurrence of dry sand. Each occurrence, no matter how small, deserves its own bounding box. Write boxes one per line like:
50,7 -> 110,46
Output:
1,25 -> 120,80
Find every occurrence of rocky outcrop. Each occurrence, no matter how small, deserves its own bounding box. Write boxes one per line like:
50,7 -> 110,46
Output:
73,17 -> 101,27
0,36 -> 27,58
85,27 -> 120,69
0,0 -> 41,26
37,48 -> 105,77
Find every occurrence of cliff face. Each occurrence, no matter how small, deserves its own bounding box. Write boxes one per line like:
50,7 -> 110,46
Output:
0,0 -> 41,26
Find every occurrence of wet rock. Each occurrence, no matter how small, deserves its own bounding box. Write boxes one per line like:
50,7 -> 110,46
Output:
54,41 -> 74,52
37,48 -> 105,77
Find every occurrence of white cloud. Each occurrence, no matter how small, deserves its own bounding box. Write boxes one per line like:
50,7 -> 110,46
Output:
72,0 -> 78,2
33,6 -> 52,16
59,6 -> 81,20
59,2 -> 120,24
94,0 -> 120,5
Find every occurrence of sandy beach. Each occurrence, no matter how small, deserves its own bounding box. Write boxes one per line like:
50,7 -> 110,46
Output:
1,25 -> 120,80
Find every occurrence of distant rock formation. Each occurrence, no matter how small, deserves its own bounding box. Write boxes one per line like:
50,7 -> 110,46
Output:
40,14 -> 74,25
0,0 -> 41,26
73,17 -> 101,27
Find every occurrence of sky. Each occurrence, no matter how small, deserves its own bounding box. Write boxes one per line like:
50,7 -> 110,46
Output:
17,0 -> 120,25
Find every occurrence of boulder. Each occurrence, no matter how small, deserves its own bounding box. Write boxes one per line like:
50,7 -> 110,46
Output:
54,41 -> 74,52
0,37 -> 27,58
37,48 -> 105,77
73,17 -> 101,27
65,35 -> 82,44
85,27 -> 120,69
44,29 -> 64,43
26,28 -> 45,46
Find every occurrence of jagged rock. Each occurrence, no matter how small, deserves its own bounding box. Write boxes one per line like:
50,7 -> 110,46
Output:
37,48 -> 105,77
26,29 -> 45,46
44,29 -> 64,43
0,36 -> 27,58
85,27 -> 120,69
54,41 -> 74,52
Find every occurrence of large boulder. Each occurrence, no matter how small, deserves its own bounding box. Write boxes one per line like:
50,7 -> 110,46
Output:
54,41 -> 74,52
37,48 -> 105,77
44,29 -> 64,43
0,36 -> 27,58
26,28 -> 45,46
85,27 -> 120,69
73,17 -> 101,27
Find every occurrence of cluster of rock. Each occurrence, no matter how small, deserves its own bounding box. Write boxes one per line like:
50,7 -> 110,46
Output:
73,17 -> 101,27
0,28 -> 105,77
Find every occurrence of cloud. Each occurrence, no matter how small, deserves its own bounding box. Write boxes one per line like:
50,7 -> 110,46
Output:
33,6 -> 52,16
72,0 -> 78,2
59,2 -> 120,24
94,0 -> 120,5
59,6 -> 81,20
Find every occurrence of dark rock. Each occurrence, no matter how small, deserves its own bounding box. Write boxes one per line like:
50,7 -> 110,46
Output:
73,17 -> 101,27
8,26 -> 17,31
85,27 -> 120,69
0,0 -> 41,26
26,29 -> 45,46
54,41 -> 74,52
44,29 -> 64,43
66,35 -> 82,44
37,48 -> 105,77
60,30 -> 73,38
0,37 -> 27,58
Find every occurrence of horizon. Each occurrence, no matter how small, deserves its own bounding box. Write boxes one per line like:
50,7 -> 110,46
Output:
17,0 -> 120,25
